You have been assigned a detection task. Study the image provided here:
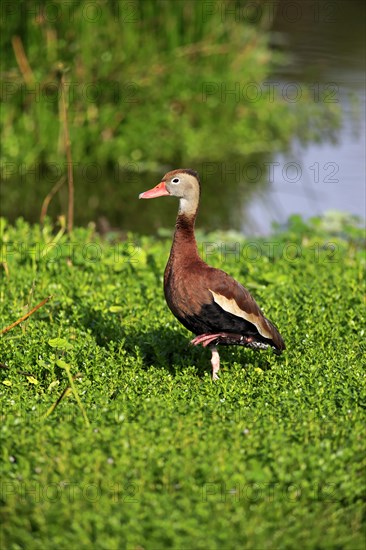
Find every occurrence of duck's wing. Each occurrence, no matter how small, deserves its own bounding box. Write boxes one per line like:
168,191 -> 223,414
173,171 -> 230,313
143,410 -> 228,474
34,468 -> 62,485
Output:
205,267 -> 286,351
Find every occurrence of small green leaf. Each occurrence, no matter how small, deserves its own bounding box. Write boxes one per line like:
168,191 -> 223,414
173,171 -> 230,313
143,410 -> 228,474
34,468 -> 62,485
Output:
56,359 -> 70,369
48,338 -> 73,350
47,380 -> 59,392
109,305 -> 123,313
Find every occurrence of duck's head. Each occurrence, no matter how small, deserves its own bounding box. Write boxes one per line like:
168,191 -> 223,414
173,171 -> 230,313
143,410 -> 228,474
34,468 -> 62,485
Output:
139,169 -> 200,215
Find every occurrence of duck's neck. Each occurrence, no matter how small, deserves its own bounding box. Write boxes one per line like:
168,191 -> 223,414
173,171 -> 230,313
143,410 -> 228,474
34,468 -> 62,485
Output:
169,199 -> 200,263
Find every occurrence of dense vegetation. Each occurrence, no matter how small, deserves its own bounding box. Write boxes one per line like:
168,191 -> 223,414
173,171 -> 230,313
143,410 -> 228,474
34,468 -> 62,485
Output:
1,0 -> 340,171
1,2 -> 363,547
1,215 -> 365,548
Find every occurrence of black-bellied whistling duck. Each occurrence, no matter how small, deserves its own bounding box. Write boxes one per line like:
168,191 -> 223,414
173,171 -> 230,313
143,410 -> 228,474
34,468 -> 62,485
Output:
139,169 -> 285,380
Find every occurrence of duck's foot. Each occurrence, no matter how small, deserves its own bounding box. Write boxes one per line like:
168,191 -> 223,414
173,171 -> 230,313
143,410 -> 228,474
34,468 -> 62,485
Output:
190,333 -> 226,348
190,336 -> 221,379
191,332 -> 257,348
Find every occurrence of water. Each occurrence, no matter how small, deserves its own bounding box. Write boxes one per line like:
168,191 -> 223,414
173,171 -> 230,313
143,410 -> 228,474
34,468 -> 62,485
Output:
243,0 -> 365,234
2,1 -> 364,235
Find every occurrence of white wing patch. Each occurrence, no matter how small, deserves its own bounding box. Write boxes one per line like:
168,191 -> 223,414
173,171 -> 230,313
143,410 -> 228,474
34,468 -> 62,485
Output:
209,289 -> 273,340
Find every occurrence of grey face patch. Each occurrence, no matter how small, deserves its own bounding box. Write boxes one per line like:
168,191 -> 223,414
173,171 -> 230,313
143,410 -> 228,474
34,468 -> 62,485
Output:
163,173 -> 200,216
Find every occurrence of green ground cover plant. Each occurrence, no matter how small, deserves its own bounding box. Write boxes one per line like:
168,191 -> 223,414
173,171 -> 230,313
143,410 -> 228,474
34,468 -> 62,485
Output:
1,0 -> 340,170
1,214 -> 365,548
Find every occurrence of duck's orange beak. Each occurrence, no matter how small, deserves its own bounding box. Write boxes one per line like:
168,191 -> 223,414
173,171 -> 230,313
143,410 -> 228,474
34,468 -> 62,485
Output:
139,181 -> 170,199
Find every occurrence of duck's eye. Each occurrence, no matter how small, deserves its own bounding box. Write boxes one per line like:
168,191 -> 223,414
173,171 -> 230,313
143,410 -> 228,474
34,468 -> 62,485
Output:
171,178 -> 180,184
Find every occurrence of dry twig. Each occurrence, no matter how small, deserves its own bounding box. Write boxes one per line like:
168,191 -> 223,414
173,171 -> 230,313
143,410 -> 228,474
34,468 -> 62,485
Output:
40,176 -> 66,224
0,295 -> 52,335
43,373 -> 82,419
11,36 -> 35,85
58,67 -> 74,233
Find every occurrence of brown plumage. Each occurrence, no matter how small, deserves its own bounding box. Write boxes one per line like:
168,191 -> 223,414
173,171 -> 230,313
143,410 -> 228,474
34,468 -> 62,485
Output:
139,169 -> 285,379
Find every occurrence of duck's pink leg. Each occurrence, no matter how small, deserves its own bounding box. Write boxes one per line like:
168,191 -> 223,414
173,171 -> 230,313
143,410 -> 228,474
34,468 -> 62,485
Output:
190,335 -> 221,379
190,333 -> 224,347
210,346 -> 220,381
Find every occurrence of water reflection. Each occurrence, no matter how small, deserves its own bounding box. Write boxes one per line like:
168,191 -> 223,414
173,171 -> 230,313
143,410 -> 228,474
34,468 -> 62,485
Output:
2,155 -> 273,233
244,0 -> 365,233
